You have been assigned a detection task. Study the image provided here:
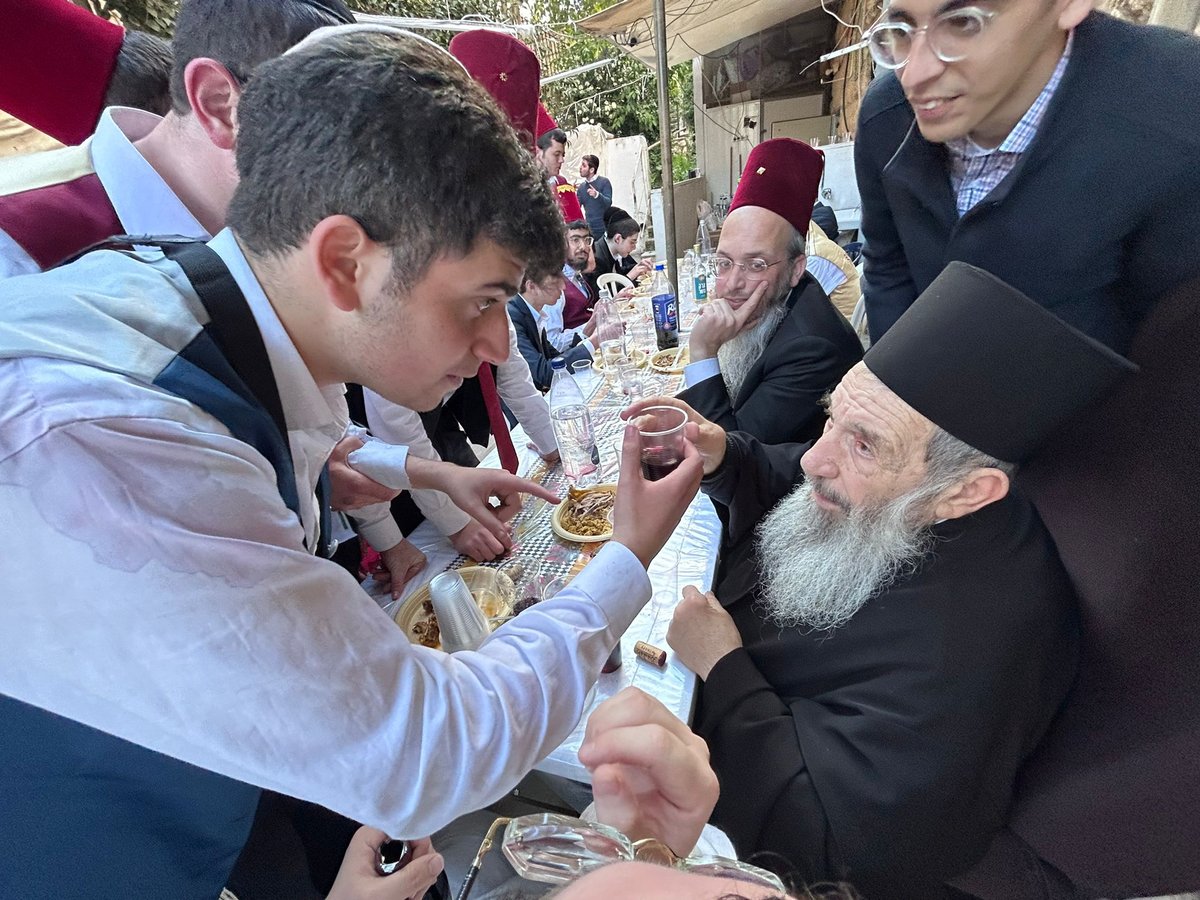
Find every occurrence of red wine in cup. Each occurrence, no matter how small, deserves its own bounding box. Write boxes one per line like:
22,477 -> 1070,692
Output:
641,446 -> 681,481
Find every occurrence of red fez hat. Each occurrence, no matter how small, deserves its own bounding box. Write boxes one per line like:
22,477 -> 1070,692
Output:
449,30 -> 541,147
537,103 -> 559,139
0,0 -> 125,145
728,138 -> 824,235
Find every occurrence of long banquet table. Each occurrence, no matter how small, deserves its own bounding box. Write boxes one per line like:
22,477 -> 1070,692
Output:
374,347 -> 722,785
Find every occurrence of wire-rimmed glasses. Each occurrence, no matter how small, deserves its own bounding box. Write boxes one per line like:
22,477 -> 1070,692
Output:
713,256 -> 786,276
865,6 -> 998,69
455,813 -> 786,899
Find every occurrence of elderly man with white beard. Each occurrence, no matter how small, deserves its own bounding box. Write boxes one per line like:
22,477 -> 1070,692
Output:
678,138 -> 862,446
627,262 -> 1137,899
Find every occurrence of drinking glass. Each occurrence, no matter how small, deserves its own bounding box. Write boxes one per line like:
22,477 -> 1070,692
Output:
428,571 -> 490,653
599,339 -> 624,383
570,359 -> 598,396
615,357 -> 645,403
634,406 -> 688,481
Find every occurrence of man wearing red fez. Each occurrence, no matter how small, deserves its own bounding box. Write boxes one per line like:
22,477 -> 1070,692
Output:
448,29 -> 540,147
633,261 -> 1133,898
535,104 -> 585,223
678,138 -> 863,446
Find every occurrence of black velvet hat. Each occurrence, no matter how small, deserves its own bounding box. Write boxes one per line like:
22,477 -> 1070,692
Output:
864,262 -> 1137,463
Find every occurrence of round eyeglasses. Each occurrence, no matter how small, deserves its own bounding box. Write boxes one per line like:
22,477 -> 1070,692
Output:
455,814 -> 787,899
865,6 -> 997,69
713,256 -> 786,276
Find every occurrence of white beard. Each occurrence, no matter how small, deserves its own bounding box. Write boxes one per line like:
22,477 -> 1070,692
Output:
717,303 -> 787,399
755,480 -> 939,632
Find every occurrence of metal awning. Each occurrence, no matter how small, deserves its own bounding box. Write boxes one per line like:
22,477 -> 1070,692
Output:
577,0 -> 819,67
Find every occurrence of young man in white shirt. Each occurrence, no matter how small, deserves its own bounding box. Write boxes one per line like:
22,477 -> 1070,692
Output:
0,27 -> 702,898
0,0 -> 431,590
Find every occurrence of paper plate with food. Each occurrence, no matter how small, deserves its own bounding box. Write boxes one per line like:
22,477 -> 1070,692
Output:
393,566 -> 514,650
649,346 -> 689,374
592,348 -> 647,372
552,483 -> 617,543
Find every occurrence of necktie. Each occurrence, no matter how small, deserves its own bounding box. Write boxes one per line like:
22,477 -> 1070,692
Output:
476,362 -> 519,474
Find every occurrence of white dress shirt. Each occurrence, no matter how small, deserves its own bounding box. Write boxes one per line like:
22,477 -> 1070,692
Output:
0,107 -> 208,279
0,232 -> 651,839
213,231 -> 402,553
363,314 -> 557,537
683,356 -> 722,387
0,109 -> 402,550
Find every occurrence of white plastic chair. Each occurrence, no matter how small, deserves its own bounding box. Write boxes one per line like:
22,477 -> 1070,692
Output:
597,272 -> 634,300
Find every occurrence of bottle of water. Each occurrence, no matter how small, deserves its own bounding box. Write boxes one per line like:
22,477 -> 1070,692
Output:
679,249 -> 695,307
548,358 -> 600,486
649,263 -> 679,351
696,218 -> 714,256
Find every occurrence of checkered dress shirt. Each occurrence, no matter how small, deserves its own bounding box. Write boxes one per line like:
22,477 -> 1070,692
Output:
947,32 -> 1074,218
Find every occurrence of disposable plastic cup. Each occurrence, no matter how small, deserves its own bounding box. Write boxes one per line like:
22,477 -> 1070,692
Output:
635,406 -> 688,482
428,571 -> 490,653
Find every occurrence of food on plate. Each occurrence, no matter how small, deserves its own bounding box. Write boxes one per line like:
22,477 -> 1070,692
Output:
397,567 -> 514,650
649,346 -> 689,374
411,598 -> 440,648
592,348 -> 647,371
559,485 -> 615,537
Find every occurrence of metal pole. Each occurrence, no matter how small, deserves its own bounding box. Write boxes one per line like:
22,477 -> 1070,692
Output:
651,0 -> 678,289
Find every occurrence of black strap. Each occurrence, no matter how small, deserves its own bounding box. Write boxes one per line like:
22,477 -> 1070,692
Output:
158,242 -> 290,451
65,235 -> 335,556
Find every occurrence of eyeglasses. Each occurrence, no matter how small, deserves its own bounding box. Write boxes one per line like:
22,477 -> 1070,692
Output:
455,814 -> 787,899
865,6 -> 997,69
713,256 -> 787,276
568,235 -> 595,247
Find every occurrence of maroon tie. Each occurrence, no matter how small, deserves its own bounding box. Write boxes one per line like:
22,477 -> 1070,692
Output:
477,362 -> 519,474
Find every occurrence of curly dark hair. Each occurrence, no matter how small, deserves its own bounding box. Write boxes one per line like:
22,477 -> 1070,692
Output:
227,28 -> 564,291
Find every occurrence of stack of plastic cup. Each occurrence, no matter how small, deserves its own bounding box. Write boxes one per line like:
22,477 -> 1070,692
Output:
429,571 -> 490,653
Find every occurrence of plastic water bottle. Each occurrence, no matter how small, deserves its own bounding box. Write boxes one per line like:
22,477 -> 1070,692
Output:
679,250 -> 695,306
650,263 -> 679,351
687,247 -> 708,303
548,358 -> 600,486
696,218 -> 714,256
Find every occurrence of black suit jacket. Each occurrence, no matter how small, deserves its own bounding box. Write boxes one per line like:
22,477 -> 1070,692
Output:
590,238 -> 637,283
678,274 -> 862,446
855,12 -> 1200,351
507,296 -> 592,392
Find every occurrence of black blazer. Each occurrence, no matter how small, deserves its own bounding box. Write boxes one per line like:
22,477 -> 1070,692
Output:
855,12 -> 1200,351
507,296 -> 592,392
678,274 -> 863,446
590,238 -> 638,283
697,432 -> 1078,899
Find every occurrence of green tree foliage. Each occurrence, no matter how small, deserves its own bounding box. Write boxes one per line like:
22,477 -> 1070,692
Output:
89,0 -> 695,184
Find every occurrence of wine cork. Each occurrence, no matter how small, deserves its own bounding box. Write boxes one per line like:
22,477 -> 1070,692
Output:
634,641 -> 667,667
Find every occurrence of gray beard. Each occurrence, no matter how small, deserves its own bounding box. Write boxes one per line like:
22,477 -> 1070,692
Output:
717,302 -> 787,399
755,480 -> 940,632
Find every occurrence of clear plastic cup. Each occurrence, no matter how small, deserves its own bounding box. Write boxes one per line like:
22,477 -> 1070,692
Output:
599,339 -> 625,383
570,359 -> 598,396
615,357 -> 645,402
429,571 -> 490,653
635,406 -> 688,482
